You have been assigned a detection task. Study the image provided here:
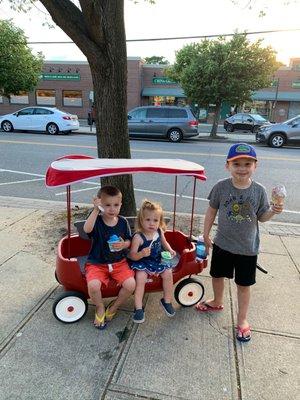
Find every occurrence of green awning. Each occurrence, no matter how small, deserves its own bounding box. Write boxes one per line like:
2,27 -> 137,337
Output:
252,91 -> 300,102
142,87 -> 186,98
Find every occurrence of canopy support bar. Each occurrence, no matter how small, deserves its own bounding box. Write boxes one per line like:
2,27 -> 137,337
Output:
189,177 -> 197,239
172,176 -> 178,231
66,185 -> 71,259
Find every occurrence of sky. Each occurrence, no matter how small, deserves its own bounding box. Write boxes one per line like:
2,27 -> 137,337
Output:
1,0 -> 300,66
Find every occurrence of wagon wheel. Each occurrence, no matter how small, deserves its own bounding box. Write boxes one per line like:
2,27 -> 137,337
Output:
174,278 -> 205,307
52,291 -> 88,323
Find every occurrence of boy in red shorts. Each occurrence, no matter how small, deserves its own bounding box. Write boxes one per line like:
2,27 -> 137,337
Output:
84,186 -> 135,329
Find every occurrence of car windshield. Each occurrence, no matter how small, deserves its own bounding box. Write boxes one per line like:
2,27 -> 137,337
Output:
251,114 -> 267,121
283,116 -> 300,125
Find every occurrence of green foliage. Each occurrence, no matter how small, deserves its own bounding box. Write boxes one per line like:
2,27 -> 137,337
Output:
0,20 -> 44,97
167,33 -> 279,107
143,56 -> 169,65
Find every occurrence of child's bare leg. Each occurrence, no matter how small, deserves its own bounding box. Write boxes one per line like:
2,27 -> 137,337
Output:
88,279 -> 105,326
195,277 -> 224,310
161,269 -> 173,303
237,284 -> 251,331
108,277 -> 136,316
134,271 -> 148,309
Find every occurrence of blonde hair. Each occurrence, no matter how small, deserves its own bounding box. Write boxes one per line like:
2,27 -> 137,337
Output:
135,199 -> 166,232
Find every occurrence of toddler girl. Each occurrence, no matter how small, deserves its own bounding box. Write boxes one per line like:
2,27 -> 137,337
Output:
129,200 -> 176,323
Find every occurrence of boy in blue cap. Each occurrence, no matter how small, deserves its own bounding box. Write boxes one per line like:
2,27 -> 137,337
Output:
195,143 -> 283,342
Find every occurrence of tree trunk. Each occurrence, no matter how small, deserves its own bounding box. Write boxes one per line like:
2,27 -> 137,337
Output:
39,0 -> 136,216
210,102 -> 222,138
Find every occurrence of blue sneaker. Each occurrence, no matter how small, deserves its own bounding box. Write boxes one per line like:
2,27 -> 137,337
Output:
160,298 -> 175,317
133,308 -> 145,323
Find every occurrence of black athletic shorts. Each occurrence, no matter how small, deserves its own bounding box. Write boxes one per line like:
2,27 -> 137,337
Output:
210,243 -> 257,286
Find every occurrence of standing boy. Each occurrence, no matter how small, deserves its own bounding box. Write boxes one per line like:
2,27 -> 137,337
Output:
84,186 -> 135,329
195,143 -> 283,342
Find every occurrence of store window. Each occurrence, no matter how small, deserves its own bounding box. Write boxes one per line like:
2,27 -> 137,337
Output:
36,89 -> 55,105
0,96 -> 3,103
63,90 -> 82,107
10,91 -> 29,104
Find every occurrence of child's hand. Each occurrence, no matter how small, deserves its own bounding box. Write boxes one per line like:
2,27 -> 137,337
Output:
169,248 -> 176,257
141,247 -> 151,257
111,238 -> 125,251
271,203 -> 283,214
93,196 -> 102,211
203,236 -> 213,256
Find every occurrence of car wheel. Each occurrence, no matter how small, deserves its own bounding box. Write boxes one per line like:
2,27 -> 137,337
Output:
46,122 -> 59,135
268,133 -> 285,148
174,278 -> 205,307
52,291 -> 88,323
167,128 -> 183,143
252,125 -> 260,133
1,120 -> 14,132
226,123 -> 234,132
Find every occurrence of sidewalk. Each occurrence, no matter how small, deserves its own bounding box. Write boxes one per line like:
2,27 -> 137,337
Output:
0,200 -> 299,400
76,123 -> 256,143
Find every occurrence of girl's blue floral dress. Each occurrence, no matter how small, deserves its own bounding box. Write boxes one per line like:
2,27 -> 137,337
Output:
130,229 -> 173,274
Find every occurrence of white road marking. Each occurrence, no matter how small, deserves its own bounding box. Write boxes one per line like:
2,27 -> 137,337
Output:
0,178 -> 44,186
0,168 -> 299,215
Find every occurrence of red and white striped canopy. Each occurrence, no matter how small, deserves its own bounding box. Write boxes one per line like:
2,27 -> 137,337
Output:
45,154 -> 206,187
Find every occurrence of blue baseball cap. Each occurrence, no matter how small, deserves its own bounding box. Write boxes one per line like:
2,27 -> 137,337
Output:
227,143 -> 257,162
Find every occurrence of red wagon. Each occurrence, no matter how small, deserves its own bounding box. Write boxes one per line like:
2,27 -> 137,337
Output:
46,155 -> 208,323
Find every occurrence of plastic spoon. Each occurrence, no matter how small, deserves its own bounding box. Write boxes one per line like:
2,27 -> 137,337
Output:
149,232 -> 159,247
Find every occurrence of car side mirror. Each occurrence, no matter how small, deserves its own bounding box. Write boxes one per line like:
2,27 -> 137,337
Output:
292,123 -> 298,128
247,118 -> 252,122
127,115 -> 132,120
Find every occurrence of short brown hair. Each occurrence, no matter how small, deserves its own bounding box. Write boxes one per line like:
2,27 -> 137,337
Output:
97,186 -> 122,198
135,199 -> 166,231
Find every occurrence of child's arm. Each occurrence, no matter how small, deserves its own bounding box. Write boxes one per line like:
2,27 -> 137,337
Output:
128,234 -> 151,260
111,238 -> 131,251
83,196 -> 101,233
258,203 -> 283,222
161,232 -> 176,257
203,206 -> 218,255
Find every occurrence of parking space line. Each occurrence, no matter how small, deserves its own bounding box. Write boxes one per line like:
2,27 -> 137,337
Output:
0,168 -> 45,177
0,178 -> 44,186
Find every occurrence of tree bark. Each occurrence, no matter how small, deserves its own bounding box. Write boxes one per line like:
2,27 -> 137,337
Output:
210,102 -> 222,138
39,0 -> 136,216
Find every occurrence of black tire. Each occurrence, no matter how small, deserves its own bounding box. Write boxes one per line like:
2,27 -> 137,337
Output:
268,133 -> 285,148
63,130 -> 71,135
226,123 -> 234,132
46,122 -> 59,135
252,125 -> 260,133
1,120 -> 14,132
167,128 -> 183,143
52,291 -> 88,323
174,278 -> 205,307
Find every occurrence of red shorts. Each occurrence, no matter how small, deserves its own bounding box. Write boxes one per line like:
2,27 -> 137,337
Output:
85,258 -> 134,287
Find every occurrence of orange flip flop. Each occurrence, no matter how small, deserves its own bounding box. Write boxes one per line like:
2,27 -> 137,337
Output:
195,302 -> 224,312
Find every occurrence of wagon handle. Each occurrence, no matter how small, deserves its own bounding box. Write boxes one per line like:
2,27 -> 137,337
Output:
66,185 -> 71,259
189,177 -> 197,240
172,176 -> 177,231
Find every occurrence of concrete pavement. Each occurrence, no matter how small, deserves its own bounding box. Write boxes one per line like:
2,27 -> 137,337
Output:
0,200 -> 299,400
76,123 -> 256,143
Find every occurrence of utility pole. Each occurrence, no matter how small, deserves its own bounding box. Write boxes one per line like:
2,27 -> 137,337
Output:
271,77 -> 280,122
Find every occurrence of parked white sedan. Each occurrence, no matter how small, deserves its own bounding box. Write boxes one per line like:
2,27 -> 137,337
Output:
0,106 -> 79,135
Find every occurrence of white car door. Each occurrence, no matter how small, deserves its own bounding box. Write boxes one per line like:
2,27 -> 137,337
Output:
13,108 -> 35,130
32,108 -> 54,130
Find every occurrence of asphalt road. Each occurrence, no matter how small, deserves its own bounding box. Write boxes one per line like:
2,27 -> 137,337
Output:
0,131 -> 299,224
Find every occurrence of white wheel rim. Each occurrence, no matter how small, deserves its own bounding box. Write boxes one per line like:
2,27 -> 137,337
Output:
3,122 -> 11,131
48,124 -> 57,134
55,296 -> 86,322
170,130 -> 180,141
177,282 -> 203,306
273,136 -> 283,147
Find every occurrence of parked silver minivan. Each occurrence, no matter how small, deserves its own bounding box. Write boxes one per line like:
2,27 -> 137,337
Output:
127,106 -> 199,142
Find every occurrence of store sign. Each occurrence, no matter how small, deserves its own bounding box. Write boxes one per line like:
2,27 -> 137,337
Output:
40,73 -> 81,81
152,77 -> 176,84
292,81 -> 300,88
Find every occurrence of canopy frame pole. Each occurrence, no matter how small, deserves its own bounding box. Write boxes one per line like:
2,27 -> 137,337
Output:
189,177 -> 197,239
66,185 -> 71,259
172,176 -> 178,231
